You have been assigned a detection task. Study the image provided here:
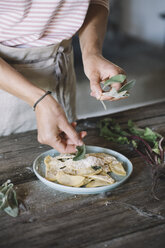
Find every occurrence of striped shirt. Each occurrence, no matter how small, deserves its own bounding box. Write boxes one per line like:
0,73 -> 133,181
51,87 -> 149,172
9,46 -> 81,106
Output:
0,0 -> 109,47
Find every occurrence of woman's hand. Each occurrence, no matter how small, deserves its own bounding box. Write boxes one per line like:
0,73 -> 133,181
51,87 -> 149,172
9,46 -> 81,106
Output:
35,94 -> 87,153
0,58 -> 86,152
79,4 -> 126,102
83,53 -> 126,101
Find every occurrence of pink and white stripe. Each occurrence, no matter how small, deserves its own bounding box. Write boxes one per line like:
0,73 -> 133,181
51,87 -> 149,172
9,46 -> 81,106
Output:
0,0 -> 109,47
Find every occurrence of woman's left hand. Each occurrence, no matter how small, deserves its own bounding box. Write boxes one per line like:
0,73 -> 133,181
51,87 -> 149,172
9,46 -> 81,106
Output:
83,53 -> 126,101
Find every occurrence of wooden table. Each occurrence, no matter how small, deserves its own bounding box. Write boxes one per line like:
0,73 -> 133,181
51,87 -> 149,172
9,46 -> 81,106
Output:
0,102 -> 165,248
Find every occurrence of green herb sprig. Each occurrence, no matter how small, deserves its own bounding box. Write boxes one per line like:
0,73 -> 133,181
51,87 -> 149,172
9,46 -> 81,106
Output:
92,166 -> 102,171
73,144 -> 86,161
98,118 -> 165,199
100,74 -> 136,110
0,180 -> 19,217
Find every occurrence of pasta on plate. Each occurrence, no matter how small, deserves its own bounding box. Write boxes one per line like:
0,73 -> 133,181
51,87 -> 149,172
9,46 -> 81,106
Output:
44,153 -> 126,188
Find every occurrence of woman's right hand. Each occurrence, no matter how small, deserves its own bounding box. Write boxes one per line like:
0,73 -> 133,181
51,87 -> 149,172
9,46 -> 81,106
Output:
0,58 -> 85,152
35,94 -> 86,153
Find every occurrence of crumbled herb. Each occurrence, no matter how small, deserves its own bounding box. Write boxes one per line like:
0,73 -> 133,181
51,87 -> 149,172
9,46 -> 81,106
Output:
60,166 -> 66,169
92,166 -> 102,171
98,118 -> 165,199
100,74 -> 136,110
58,158 -> 67,162
73,144 -> 86,161
0,180 -> 19,217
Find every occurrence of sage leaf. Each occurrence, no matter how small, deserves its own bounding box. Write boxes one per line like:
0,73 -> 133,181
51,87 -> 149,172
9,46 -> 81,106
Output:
0,180 -> 19,217
100,75 -> 135,110
73,144 -> 86,161
4,205 -> 18,218
103,74 -> 126,89
118,80 -> 136,93
92,166 -> 102,171
4,188 -> 18,217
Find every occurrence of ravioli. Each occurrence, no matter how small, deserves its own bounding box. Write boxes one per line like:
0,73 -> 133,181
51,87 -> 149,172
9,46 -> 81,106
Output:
56,171 -> 86,187
44,152 -> 126,188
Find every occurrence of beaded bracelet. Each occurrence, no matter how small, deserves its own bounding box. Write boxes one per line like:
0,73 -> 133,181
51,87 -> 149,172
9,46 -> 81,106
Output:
32,91 -> 52,111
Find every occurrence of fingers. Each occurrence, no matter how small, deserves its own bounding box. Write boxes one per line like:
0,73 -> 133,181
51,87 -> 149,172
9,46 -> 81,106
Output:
100,95 -> 129,101
90,71 -> 127,101
38,130 -> 77,153
50,138 -> 77,153
111,77 -> 127,92
36,96 -> 86,154
48,131 -> 87,154
111,82 -> 122,91
66,130 -> 87,141
100,95 -> 115,101
60,118 -> 83,146
62,122 -> 87,145
80,131 -> 87,139
100,69 -> 127,101
90,74 -> 102,99
39,130 -> 86,154
71,122 -> 77,128
70,122 -> 87,140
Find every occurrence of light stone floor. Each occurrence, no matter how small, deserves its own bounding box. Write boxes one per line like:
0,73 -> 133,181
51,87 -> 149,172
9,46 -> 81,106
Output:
74,38 -> 165,119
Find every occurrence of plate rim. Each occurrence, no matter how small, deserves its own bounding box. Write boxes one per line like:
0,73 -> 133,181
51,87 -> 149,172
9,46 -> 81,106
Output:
33,145 -> 133,194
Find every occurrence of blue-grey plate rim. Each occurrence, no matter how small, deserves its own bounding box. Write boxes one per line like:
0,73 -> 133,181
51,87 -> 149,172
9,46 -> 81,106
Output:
33,145 -> 133,194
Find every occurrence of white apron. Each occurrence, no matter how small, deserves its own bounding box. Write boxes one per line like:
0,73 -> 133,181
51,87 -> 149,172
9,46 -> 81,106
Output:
0,40 -> 76,136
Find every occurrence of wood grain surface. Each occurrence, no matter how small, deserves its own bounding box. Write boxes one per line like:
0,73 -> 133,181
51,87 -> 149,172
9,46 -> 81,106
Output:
0,102 -> 165,248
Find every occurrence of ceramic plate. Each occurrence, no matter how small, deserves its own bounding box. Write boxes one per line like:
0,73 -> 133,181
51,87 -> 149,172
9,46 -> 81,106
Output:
33,146 -> 133,194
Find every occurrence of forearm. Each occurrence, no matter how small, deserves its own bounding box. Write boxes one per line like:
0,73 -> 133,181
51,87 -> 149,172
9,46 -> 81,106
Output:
0,57 -> 45,107
78,4 -> 125,99
79,4 -> 108,60
0,58 -> 84,153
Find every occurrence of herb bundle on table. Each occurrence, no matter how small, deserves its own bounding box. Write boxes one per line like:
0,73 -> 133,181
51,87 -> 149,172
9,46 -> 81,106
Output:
98,118 -> 165,199
0,180 -> 19,217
